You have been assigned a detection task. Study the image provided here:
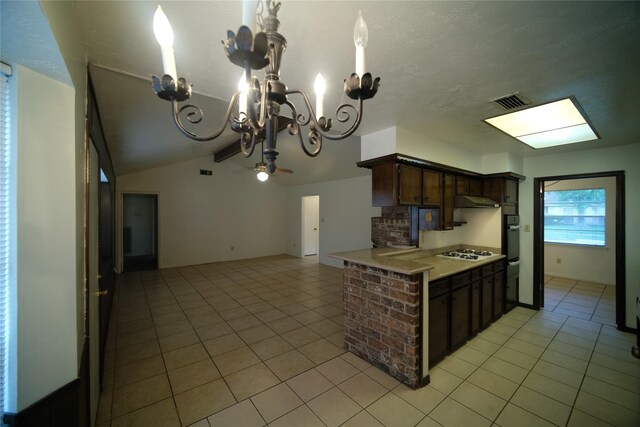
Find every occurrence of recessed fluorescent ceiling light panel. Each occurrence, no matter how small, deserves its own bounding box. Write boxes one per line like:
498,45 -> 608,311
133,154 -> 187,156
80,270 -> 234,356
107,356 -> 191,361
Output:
484,98 -> 598,149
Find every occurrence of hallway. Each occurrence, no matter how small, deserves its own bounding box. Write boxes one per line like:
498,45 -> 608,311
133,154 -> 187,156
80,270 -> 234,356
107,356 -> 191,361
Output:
97,256 -> 639,426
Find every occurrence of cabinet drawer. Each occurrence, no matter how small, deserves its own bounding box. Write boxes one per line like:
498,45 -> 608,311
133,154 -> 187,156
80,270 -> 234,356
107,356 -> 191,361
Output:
482,264 -> 494,277
451,272 -> 472,290
429,278 -> 450,299
471,267 -> 483,281
493,260 -> 505,273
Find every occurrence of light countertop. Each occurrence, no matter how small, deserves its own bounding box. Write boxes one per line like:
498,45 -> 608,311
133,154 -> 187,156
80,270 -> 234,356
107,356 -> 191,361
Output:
329,245 -> 505,281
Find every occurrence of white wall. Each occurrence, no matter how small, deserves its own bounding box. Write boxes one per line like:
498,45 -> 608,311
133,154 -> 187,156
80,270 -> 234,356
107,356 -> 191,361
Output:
39,0 -> 89,368
420,208 -> 502,250
543,177 -> 616,285
397,127 -> 484,173
15,65 -> 78,410
285,175 -> 381,268
361,126 -> 397,161
521,143 -> 640,328
118,157 -> 287,268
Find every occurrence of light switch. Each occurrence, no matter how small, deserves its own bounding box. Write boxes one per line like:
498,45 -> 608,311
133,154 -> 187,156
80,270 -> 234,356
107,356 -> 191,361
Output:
524,224 -> 530,232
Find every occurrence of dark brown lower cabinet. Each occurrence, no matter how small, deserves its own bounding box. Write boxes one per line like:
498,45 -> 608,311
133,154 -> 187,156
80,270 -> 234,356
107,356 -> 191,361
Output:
493,273 -> 504,319
471,280 -> 481,335
428,293 -> 449,364
481,277 -> 493,328
428,259 -> 506,367
450,285 -> 470,349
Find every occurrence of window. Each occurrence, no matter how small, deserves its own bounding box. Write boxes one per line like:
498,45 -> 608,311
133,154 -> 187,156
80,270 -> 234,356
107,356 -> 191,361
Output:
544,188 -> 605,246
0,61 -> 13,421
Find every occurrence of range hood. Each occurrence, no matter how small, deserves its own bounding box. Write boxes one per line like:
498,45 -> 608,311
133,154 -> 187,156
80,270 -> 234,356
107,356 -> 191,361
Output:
454,195 -> 500,208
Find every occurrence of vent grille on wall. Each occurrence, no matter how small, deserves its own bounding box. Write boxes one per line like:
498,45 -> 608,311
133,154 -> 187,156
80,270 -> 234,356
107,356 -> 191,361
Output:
200,169 -> 212,176
491,93 -> 530,110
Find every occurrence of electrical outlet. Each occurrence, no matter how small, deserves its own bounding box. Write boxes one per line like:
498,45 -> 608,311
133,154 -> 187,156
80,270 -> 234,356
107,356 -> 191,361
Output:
556,258 -> 561,264
524,224 -> 530,232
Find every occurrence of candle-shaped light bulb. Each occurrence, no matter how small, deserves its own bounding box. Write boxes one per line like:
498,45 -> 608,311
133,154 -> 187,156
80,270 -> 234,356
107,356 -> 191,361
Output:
353,10 -> 368,77
314,73 -> 326,118
238,73 -> 248,120
153,5 -> 177,80
242,0 -> 258,30
257,171 -> 269,182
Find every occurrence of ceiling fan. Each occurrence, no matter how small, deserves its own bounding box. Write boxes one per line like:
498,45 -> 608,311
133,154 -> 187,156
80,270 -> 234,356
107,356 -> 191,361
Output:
247,140 -> 293,181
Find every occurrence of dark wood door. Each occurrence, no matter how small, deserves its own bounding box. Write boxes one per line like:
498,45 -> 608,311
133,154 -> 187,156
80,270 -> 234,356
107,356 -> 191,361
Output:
398,165 -> 422,205
455,176 -> 469,195
443,174 -> 455,230
451,285 -> 470,349
98,181 -> 115,386
481,277 -> 493,328
471,280 -> 481,334
422,170 -> 441,206
469,178 -> 483,196
429,293 -> 449,364
493,272 -> 504,319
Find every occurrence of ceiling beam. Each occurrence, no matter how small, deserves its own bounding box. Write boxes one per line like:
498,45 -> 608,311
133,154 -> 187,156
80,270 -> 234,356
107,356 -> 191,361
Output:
213,116 -> 293,163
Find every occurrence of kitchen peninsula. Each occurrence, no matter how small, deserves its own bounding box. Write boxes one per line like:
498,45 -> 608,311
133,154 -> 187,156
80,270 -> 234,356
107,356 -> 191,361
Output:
330,246 -> 505,388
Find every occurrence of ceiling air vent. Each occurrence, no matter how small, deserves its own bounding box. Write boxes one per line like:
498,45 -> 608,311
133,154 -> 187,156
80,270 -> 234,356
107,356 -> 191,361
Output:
491,93 -> 530,110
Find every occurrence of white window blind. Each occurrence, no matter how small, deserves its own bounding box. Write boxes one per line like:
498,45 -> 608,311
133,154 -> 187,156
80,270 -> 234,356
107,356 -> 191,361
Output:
0,62 -> 12,422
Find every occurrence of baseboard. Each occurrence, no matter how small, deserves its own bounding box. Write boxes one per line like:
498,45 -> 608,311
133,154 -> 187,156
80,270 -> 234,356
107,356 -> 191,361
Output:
517,302 -> 538,310
3,339 -> 89,427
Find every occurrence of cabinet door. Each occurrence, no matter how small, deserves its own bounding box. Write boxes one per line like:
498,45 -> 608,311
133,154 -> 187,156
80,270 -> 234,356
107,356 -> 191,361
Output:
505,179 -> 518,205
422,170 -> 442,206
451,285 -> 470,349
471,280 -> 481,335
481,277 -> 493,328
429,293 -> 449,364
442,174 -> 455,230
371,163 -> 397,207
493,272 -> 504,319
469,178 -> 483,196
455,176 -> 469,195
398,165 -> 422,205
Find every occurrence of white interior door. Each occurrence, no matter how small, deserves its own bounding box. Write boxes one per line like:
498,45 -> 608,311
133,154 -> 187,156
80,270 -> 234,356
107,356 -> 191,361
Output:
89,142 -> 100,425
302,196 -> 319,256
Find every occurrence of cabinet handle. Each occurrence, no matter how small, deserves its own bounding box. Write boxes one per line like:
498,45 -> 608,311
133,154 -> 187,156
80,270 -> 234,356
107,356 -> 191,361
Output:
441,299 -> 447,304
452,297 -> 457,302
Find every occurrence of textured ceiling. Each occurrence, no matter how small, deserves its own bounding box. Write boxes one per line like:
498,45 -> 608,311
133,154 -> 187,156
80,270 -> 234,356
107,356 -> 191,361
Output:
9,1 -> 640,181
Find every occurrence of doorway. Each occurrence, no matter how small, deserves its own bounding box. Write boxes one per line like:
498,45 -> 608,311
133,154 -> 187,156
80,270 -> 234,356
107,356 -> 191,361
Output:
533,171 -> 626,329
123,194 -> 158,271
302,195 -> 319,258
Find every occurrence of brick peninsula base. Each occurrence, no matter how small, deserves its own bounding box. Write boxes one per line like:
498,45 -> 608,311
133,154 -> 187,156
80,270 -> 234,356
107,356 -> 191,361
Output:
343,261 -> 423,388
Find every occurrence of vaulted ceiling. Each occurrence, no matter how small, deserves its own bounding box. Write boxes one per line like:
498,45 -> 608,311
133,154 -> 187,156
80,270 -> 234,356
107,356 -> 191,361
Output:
4,1 -> 640,184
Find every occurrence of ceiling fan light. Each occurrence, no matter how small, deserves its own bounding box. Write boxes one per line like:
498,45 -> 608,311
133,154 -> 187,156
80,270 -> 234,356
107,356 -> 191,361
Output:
257,171 -> 269,181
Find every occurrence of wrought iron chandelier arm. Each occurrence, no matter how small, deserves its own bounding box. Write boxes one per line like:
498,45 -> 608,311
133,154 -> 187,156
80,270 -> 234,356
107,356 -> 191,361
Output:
170,93 -> 242,142
285,90 -> 364,141
283,99 -> 322,157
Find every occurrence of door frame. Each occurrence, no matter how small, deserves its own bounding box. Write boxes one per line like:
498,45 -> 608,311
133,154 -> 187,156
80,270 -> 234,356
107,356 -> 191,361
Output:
116,190 -> 161,272
532,171 -> 626,329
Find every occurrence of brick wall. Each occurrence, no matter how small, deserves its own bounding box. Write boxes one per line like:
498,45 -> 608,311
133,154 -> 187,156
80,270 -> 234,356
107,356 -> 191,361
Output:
343,261 -> 422,388
371,206 -> 411,247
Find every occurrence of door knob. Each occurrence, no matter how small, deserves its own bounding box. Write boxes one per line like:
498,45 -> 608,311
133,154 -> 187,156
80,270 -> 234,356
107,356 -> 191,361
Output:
97,274 -> 103,280
96,290 -> 108,297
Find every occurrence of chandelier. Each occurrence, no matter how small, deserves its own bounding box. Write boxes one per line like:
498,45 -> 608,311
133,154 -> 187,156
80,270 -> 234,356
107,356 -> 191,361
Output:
151,0 -> 380,176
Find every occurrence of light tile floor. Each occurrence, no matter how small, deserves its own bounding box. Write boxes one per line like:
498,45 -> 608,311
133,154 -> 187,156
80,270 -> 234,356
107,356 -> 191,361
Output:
543,275 -> 616,326
97,256 -> 639,426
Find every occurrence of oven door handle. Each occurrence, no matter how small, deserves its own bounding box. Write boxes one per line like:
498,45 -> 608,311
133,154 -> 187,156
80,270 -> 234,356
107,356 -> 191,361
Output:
507,260 -> 520,266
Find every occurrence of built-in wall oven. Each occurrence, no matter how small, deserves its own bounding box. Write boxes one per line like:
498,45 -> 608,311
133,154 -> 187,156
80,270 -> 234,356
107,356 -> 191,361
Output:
505,215 -> 519,311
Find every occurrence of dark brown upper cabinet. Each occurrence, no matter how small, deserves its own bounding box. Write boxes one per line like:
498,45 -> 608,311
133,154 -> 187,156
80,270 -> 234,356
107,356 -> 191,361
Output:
443,174 -> 455,230
456,175 -> 483,196
422,170 -> 442,207
398,165 -> 423,205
